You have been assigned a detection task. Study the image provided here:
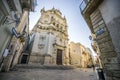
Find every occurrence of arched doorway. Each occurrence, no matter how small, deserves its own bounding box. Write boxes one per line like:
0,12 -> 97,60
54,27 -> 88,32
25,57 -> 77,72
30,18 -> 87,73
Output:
21,54 -> 28,64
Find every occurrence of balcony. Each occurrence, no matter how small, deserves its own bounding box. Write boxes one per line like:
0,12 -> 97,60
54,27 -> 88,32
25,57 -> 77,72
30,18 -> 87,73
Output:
79,0 -> 103,33
79,0 -> 90,12
79,0 -> 103,14
20,0 -> 36,11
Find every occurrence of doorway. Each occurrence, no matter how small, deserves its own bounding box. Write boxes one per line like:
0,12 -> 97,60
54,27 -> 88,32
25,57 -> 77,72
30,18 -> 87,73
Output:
21,55 -> 28,64
56,49 -> 62,65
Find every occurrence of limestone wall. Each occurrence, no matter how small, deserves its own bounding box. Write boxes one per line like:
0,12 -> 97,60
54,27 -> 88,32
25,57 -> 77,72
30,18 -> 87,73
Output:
88,0 -> 120,79
69,42 -> 93,68
98,0 -> 120,79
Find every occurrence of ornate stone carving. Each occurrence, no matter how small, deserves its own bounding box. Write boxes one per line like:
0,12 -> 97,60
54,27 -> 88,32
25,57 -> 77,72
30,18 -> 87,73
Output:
39,36 -> 46,41
38,44 -> 44,49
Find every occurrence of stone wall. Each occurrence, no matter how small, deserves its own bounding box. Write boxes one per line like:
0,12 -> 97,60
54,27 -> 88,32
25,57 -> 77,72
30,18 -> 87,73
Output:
69,42 -> 93,68
98,0 -> 120,79
88,0 -> 120,79
99,0 -> 120,63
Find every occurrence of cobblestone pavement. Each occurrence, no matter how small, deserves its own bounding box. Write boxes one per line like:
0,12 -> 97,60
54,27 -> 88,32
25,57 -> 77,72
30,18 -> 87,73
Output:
0,64 -> 97,80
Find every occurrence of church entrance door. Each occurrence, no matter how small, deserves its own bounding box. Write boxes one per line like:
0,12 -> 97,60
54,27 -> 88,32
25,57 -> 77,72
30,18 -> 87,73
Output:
56,49 -> 62,65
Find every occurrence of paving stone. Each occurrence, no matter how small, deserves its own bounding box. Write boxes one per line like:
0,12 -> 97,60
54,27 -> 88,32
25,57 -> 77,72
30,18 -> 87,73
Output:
0,64 -> 97,80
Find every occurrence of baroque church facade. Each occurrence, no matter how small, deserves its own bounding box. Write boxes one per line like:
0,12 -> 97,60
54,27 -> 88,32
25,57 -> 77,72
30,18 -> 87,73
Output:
29,8 -> 69,65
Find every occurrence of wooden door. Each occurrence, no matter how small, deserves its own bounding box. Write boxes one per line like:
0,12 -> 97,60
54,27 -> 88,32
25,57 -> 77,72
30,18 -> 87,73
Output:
57,49 -> 62,65
21,55 -> 27,64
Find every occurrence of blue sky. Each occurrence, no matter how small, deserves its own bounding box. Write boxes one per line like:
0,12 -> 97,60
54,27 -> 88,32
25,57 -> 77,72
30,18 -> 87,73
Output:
29,0 -> 96,56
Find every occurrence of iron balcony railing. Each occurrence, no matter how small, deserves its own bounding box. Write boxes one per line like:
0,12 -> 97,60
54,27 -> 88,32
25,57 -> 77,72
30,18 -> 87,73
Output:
79,0 -> 91,12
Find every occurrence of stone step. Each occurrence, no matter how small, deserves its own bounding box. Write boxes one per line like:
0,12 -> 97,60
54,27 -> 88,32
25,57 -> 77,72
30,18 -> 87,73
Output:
11,64 -> 75,71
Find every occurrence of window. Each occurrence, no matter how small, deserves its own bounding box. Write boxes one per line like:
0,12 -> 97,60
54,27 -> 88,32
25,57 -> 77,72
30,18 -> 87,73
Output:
23,25 -> 27,32
57,24 -> 59,27
51,16 -> 53,19
21,25 -> 27,36
53,22 -> 55,25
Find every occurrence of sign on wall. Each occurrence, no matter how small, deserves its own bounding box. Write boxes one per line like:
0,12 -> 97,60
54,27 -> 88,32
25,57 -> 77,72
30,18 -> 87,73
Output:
12,27 -> 19,38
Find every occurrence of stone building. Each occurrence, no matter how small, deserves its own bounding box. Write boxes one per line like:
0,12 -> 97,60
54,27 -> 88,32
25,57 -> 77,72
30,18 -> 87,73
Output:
0,0 -> 35,71
85,48 -> 94,67
90,33 -> 103,68
29,8 -> 69,65
80,0 -> 120,79
69,42 -> 93,68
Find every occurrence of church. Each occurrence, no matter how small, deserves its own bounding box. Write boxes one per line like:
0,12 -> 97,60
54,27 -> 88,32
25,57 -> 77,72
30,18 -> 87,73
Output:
29,8 -> 69,65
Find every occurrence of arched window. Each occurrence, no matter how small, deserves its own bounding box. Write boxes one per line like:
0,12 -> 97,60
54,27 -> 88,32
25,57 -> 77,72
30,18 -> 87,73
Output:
53,22 -> 55,25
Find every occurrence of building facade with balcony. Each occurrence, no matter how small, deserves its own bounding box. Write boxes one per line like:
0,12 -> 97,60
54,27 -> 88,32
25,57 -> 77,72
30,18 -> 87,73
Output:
0,0 -> 35,71
29,8 -> 69,65
80,0 -> 120,79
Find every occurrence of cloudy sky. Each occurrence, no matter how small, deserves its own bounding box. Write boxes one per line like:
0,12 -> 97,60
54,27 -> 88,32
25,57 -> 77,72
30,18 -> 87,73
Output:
29,0 -> 96,56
